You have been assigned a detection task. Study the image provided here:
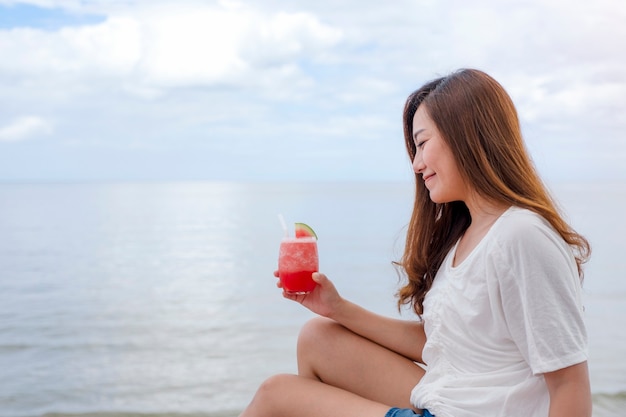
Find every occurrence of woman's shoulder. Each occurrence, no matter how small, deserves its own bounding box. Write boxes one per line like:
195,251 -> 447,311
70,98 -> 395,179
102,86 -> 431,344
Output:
498,206 -> 552,231
493,206 -> 563,249
488,206 -> 579,280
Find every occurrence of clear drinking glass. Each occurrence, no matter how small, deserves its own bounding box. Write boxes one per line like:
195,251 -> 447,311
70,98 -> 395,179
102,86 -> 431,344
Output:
278,236 -> 319,294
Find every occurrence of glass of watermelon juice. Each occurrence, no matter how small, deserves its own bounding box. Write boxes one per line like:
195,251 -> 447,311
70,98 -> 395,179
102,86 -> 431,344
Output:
278,223 -> 319,294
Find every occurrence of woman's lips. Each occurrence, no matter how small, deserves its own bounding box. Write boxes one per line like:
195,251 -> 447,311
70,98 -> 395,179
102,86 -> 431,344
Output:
423,173 -> 435,184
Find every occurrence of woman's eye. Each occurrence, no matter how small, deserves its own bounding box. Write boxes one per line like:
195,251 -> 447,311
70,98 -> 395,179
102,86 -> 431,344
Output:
416,140 -> 426,149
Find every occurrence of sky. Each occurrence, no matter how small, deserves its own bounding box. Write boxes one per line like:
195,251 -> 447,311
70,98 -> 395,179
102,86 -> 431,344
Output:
0,0 -> 624,183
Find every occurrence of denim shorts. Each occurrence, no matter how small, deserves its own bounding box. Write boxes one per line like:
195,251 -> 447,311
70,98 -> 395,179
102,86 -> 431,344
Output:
385,407 -> 434,417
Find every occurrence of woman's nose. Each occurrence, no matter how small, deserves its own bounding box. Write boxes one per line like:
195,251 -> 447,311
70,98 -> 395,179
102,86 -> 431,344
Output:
412,153 -> 424,174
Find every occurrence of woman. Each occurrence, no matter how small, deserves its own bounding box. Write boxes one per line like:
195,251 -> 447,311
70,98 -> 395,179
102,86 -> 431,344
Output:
239,69 -> 591,417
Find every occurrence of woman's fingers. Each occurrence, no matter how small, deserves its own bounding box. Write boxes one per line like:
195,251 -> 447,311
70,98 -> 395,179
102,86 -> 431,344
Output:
312,272 -> 325,284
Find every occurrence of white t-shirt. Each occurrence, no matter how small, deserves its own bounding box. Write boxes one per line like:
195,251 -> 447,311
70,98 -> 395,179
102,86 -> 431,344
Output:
410,207 -> 588,417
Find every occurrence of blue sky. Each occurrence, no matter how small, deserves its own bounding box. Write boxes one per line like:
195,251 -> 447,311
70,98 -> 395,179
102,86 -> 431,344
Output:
0,3 -> 105,30
0,0 -> 624,182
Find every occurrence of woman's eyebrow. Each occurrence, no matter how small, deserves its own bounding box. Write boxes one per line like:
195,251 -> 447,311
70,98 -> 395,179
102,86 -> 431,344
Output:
413,128 -> 426,141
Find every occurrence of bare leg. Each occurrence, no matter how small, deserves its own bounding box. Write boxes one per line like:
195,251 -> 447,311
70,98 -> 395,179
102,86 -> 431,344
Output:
240,373 -> 391,417
297,317 -> 424,407
240,317 -> 424,417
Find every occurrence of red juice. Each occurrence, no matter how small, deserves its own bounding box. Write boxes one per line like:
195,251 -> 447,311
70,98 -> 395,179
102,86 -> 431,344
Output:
278,237 -> 318,294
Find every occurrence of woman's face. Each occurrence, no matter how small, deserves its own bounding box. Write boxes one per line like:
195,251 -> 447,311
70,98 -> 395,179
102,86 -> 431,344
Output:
411,105 -> 469,204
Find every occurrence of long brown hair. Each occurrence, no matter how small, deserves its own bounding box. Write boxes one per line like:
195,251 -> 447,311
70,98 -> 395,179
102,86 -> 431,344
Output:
397,69 -> 590,316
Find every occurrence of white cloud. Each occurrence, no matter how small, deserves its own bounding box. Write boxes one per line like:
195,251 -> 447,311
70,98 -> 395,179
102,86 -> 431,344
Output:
0,3 -> 342,93
0,17 -> 141,74
0,116 -> 53,142
0,0 -> 624,181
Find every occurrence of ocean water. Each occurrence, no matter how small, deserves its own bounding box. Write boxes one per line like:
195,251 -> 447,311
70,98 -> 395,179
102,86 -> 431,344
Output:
0,181 -> 624,417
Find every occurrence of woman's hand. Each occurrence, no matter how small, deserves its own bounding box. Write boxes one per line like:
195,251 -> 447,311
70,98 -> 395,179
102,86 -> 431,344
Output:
273,271 -> 344,319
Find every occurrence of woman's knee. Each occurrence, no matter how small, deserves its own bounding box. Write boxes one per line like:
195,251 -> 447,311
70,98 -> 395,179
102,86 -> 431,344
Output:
247,374 -> 294,412
257,373 -> 293,397
296,316 -> 355,379
297,317 -> 342,355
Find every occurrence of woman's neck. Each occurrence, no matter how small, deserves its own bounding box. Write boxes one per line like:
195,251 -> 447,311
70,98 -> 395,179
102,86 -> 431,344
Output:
452,194 -> 509,267
465,193 -> 509,229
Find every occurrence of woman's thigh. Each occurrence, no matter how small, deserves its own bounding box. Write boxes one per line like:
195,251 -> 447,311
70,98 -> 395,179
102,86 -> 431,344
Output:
297,317 -> 424,409
241,373 -> 393,417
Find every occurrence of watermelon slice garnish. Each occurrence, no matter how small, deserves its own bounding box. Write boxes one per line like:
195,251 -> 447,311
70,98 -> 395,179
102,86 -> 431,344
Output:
295,222 -> 317,239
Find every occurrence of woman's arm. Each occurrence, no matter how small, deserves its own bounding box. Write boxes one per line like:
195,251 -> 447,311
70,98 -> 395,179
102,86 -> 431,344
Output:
279,271 -> 426,363
329,296 -> 426,363
544,361 -> 592,417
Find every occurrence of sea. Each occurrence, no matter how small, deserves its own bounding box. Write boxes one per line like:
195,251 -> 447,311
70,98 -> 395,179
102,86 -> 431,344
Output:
0,180 -> 624,417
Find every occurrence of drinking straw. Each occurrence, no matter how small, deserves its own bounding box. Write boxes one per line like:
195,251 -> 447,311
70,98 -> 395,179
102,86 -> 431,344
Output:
278,213 -> 289,237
